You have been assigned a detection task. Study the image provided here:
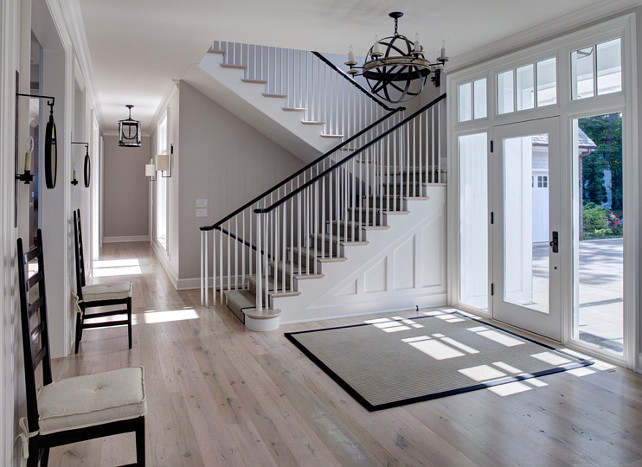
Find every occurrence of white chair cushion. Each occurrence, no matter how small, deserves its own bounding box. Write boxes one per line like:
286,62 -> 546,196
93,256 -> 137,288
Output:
82,281 -> 132,302
37,367 -> 146,435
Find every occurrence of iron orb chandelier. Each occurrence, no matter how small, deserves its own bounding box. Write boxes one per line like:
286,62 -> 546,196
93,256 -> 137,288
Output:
345,12 -> 448,104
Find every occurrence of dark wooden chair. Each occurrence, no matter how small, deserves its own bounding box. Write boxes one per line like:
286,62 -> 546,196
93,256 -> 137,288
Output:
73,209 -> 133,353
17,229 -> 146,467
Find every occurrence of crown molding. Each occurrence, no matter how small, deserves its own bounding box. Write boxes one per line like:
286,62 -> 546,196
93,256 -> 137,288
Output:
49,0 -> 104,128
448,0 -> 642,72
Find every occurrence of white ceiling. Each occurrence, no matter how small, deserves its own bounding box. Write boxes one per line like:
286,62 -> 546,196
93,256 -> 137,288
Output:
77,0 -> 636,131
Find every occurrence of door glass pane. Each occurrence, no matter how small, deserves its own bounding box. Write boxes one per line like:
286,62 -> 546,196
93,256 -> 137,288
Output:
497,70 -> 514,114
536,58 -> 557,106
473,78 -> 487,119
459,133 -> 488,310
597,39 -> 622,95
458,82 -> 472,122
503,134 -> 549,313
574,114 -> 623,354
516,65 -> 534,111
571,47 -> 595,99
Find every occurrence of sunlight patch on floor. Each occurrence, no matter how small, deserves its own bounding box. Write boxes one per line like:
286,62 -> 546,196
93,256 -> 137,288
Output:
133,308 -> 199,325
489,381 -> 532,396
93,258 -> 142,277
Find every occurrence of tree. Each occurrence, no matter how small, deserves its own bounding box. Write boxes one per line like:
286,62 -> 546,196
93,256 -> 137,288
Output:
578,113 -> 623,211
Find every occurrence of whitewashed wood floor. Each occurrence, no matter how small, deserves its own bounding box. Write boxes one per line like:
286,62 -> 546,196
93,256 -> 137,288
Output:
49,242 -> 642,466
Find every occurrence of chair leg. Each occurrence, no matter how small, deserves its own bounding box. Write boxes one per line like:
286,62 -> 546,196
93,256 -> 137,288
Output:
74,311 -> 83,354
26,439 -> 39,467
127,297 -> 133,349
135,417 -> 145,466
40,447 -> 50,467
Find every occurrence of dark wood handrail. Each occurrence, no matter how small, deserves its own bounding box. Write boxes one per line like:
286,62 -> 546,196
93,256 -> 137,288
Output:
254,93 -> 447,214
311,52 -> 397,111
200,106 -> 405,231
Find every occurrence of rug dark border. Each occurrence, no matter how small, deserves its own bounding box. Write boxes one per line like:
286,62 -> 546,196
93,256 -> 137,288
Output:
284,311 -> 594,412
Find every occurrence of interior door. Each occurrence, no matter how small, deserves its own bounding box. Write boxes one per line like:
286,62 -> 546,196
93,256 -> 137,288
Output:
491,117 -> 562,341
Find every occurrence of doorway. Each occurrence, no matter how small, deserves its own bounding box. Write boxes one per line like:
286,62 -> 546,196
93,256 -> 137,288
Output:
490,118 -> 562,341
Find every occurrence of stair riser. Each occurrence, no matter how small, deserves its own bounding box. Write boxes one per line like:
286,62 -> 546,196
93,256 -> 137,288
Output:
358,197 -> 402,209
329,224 -> 365,240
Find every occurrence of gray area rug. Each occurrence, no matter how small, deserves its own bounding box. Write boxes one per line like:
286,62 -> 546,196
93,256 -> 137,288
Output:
285,310 -> 593,411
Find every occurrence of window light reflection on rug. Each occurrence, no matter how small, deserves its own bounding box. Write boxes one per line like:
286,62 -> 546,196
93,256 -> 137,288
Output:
402,335 -> 465,360
531,351 -> 573,366
364,316 -> 424,333
93,258 -> 142,277
467,325 -> 525,347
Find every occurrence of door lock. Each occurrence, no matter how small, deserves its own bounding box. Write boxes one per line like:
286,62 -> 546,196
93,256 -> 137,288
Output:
549,231 -> 559,253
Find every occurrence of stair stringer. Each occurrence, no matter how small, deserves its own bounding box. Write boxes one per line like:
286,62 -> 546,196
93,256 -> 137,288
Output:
272,184 -> 447,323
182,52 -> 339,164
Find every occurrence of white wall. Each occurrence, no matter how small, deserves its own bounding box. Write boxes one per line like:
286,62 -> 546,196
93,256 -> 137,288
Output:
103,134 -> 150,240
174,81 -> 304,286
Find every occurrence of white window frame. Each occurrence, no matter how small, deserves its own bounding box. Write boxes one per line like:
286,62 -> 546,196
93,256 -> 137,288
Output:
156,113 -> 168,252
447,14 -> 638,370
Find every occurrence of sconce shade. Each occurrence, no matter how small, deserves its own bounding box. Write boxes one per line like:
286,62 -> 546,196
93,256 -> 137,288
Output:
44,110 -> 57,189
145,164 -> 156,177
155,154 -> 170,172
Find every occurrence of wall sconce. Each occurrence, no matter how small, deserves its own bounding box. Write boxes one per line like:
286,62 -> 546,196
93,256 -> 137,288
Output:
72,142 -> 91,187
145,159 -> 157,182
17,92 -> 57,188
156,144 -> 173,177
15,136 -> 34,184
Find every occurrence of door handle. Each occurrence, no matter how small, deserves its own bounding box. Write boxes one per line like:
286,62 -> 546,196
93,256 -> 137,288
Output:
549,231 -> 559,253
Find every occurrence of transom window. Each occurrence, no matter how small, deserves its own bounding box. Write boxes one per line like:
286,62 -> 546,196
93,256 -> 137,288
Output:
458,78 -> 487,122
571,38 -> 621,100
497,57 -> 557,115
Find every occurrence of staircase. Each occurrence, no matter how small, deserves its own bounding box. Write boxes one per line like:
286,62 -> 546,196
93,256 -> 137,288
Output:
184,41 -> 395,163
200,82 -> 447,330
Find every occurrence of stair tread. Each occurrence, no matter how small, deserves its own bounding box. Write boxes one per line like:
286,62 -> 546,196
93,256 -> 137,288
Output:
241,78 -> 268,84
302,121 -> 325,125
224,289 -> 255,308
221,63 -> 247,70
207,49 -> 226,55
283,107 -> 307,112
263,93 -> 287,98
243,307 -> 282,319
321,134 -> 344,138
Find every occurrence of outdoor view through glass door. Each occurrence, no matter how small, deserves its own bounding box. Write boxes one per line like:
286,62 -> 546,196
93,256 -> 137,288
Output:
491,118 -> 561,341
573,113 -> 623,354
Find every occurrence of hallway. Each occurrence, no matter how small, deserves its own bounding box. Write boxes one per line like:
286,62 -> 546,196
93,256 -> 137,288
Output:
48,242 -> 642,466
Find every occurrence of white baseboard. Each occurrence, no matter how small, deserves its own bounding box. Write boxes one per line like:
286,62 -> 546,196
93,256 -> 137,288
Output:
103,235 -> 149,243
150,241 -> 179,289
280,293 -> 447,325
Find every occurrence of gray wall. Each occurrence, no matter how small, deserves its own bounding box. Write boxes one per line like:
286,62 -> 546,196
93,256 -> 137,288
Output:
176,81 -> 305,282
103,134 -> 150,238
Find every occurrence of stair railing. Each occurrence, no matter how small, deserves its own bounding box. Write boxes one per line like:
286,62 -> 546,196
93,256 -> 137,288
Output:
211,41 -> 396,139
200,94 -> 446,311
252,94 -> 447,312
200,106 -> 405,306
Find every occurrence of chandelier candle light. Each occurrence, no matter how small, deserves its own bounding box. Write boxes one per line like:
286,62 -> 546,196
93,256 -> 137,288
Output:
345,12 -> 448,103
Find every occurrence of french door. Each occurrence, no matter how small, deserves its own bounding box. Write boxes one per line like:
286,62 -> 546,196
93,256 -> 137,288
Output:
490,117 -> 562,341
